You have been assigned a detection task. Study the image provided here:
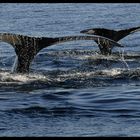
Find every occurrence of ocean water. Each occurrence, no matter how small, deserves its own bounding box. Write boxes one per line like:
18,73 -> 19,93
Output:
0,3 -> 140,136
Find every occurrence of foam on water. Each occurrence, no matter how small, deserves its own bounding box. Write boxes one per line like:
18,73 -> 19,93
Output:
0,71 -> 50,84
59,68 -> 123,79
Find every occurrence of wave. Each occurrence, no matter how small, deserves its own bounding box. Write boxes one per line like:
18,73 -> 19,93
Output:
0,68 -> 139,89
0,49 -> 140,89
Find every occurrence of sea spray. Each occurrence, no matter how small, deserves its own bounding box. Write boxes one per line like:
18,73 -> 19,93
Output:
119,47 -> 130,70
11,56 -> 18,73
0,71 -> 51,83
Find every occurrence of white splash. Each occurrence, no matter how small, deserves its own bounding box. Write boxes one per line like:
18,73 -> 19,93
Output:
0,71 -> 50,84
59,68 -> 122,79
119,48 -> 130,70
101,68 -> 122,76
11,56 -> 18,73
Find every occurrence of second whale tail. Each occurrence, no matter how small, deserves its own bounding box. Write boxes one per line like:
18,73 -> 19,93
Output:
80,26 -> 140,54
80,26 -> 140,41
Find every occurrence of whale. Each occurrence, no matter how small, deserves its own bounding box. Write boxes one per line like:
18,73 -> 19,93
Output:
80,26 -> 140,55
0,33 -> 123,73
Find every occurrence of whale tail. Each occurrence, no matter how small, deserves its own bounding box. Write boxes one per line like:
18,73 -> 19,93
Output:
80,26 -> 140,41
0,33 -> 56,73
80,28 -> 118,55
0,33 -> 123,73
80,26 -> 140,54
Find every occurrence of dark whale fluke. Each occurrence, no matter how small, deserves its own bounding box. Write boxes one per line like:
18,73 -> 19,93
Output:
0,33 -> 123,73
80,26 -> 140,55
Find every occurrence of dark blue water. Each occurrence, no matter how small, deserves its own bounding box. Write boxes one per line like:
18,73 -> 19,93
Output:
0,3 -> 140,136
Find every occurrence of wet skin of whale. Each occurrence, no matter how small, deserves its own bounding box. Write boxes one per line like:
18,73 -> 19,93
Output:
80,26 -> 140,55
0,33 -> 123,73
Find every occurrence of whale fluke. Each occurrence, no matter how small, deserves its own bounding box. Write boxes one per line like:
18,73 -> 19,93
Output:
0,33 -> 123,73
80,26 -> 140,54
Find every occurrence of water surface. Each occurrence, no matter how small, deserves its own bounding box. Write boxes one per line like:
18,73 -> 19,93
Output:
0,3 -> 140,136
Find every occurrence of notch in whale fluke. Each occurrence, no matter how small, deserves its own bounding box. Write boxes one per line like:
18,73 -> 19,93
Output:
0,33 -> 124,73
